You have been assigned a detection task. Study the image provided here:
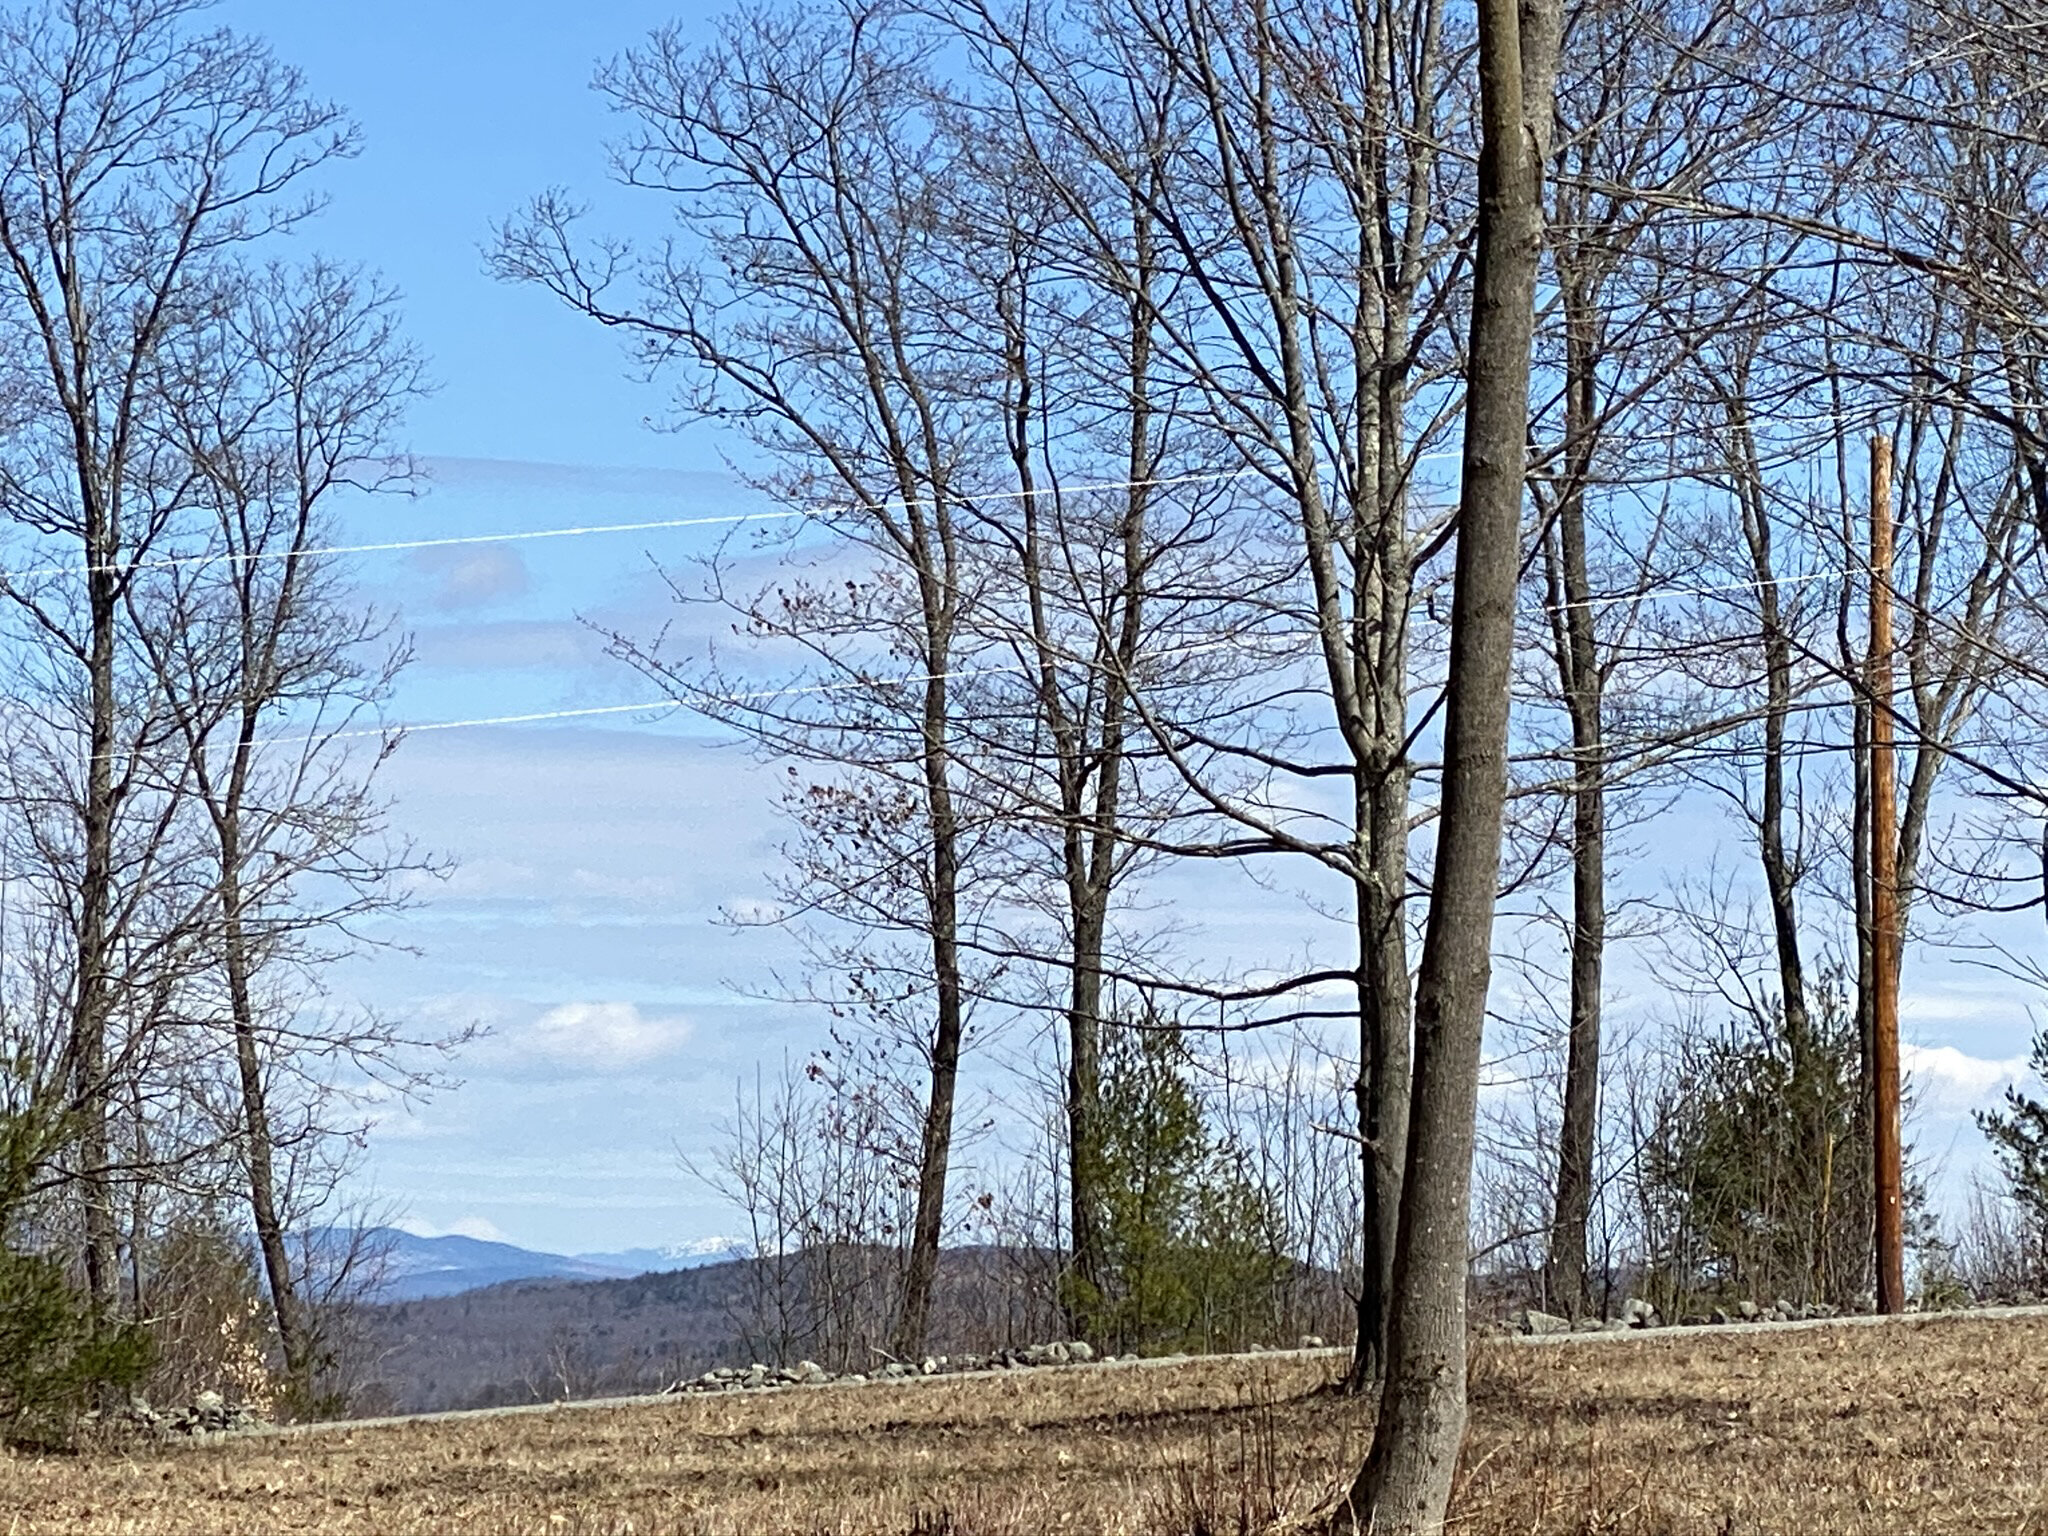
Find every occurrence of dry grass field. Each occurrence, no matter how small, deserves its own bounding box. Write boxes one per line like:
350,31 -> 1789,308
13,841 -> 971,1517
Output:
6,1313 -> 2048,1535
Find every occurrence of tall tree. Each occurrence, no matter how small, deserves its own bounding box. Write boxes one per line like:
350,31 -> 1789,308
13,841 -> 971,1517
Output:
496,2 -> 995,1357
1339,0 -> 1558,1519
143,259 -> 426,1408
958,0 -> 1474,1384
0,0 -> 349,1319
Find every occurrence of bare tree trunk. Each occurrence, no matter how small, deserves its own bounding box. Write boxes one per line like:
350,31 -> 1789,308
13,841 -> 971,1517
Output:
1544,281 -> 1605,1319
220,850 -> 306,1388
1729,399 -> 1812,1047
1338,0 -> 1557,1521
73,555 -> 119,1319
895,655 -> 965,1361
1351,745 -> 1412,1386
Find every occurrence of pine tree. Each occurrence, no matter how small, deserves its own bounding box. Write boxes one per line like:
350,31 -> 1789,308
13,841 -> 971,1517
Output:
1066,1014 -> 1287,1355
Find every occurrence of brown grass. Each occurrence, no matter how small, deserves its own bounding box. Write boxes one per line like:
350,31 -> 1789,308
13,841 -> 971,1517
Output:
6,1313 -> 2048,1534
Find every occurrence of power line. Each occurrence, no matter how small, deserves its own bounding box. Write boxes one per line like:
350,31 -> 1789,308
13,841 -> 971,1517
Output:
250,560 -> 2034,751
1545,562 -> 1859,615
0,455 -> 1494,584
0,464 -> 1303,584
247,638 -> 1246,752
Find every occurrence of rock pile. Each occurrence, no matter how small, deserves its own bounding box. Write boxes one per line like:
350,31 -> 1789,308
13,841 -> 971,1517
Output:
666,1339 -> 1154,1395
1514,1293 -> 1870,1336
83,1390 -> 268,1438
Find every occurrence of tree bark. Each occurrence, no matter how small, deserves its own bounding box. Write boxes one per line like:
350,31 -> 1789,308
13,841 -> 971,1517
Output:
73,546 -> 119,1320
893,650 -> 965,1360
1544,275 -> 1605,1319
222,853 -> 308,1392
1351,742 -> 1413,1386
1337,0 -> 1558,1521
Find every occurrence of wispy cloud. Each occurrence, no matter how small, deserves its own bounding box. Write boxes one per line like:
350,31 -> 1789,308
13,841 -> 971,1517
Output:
411,542 -> 532,610
512,1001 -> 694,1070
408,619 -> 615,673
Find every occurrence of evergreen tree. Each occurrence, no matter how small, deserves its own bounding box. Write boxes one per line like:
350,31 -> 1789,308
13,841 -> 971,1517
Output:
1641,984 -> 1877,1310
1067,1014 -> 1288,1354
0,1085 -> 150,1448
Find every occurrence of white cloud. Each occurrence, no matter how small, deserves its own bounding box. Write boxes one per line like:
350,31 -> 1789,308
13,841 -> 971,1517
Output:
393,1214 -> 512,1243
1899,990 -> 2019,1026
409,619 -> 612,672
413,991 -> 526,1035
435,857 -> 541,898
410,543 -> 531,610
363,1101 -> 445,1142
568,868 -> 680,903
1904,1042 -> 2032,1119
515,1001 -> 693,1069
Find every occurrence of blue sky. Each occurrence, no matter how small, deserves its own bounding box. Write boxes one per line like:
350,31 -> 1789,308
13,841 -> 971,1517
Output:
186,2 -> 2039,1257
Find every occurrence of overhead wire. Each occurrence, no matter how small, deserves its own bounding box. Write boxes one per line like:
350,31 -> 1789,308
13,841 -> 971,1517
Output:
0,463 -> 1337,584
230,638 -> 1251,753
22,438 -> 2047,776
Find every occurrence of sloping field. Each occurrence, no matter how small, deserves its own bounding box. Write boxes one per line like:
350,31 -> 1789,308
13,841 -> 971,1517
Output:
5,1313 -> 2046,1535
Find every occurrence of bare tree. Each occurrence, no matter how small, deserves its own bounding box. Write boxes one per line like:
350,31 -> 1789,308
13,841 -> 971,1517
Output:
137,258 -> 436,1409
495,1 -> 1004,1359
0,0 -> 351,1320
955,0 -> 1478,1386
1338,0 -> 1558,1521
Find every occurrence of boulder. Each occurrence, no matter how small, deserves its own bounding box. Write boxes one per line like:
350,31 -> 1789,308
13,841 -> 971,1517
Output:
1736,1300 -> 1760,1321
1067,1341 -> 1095,1363
1621,1297 -> 1660,1329
1298,1335 -> 1326,1350
1519,1308 -> 1570,1336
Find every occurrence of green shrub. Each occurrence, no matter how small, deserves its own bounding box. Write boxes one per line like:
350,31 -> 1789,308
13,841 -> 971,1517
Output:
0,1093 -> 153,1448
1066,1014 -> 1289,1356
0,1245 -> 153,1448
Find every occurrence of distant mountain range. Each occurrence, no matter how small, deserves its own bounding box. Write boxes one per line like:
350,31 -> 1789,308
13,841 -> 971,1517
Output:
348,1245 -> 1064,1414
360,1229 -> 735,1301
342,1243 -> 1353,1415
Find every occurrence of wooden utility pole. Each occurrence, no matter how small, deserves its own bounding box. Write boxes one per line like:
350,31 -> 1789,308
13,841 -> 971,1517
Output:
1869,433 -> 1906,1315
